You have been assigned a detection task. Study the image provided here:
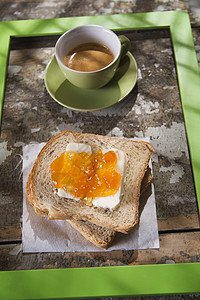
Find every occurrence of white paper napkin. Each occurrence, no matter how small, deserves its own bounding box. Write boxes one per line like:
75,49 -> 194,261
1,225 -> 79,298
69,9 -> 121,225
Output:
22,138 -> 159,253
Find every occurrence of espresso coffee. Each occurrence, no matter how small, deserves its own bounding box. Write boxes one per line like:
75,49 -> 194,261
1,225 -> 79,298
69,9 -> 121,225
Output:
64,43 -> 114,72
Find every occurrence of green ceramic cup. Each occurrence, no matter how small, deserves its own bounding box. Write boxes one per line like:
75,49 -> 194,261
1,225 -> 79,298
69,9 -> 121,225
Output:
55,25 -> 130,89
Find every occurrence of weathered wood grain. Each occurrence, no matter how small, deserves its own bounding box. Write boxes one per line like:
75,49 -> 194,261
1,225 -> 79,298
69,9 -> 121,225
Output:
0,232 -> 199,271
0,0 -> 199,27
0,223 -> 21,242
131,231 -> 200,265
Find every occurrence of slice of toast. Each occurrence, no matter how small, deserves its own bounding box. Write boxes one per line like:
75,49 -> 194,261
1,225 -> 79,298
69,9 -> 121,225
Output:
67,167 -> 152,248
26,131 -> 153,233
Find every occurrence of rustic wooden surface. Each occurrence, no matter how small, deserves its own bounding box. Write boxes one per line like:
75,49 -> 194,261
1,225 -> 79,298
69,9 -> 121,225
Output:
0,1 -> 200,298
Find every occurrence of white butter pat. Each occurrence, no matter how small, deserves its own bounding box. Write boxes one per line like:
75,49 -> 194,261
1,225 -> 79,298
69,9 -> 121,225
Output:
57,143 -> 126,210
66,143 -> 92,154
57,188 -> 79,200
92,148 -> 125,210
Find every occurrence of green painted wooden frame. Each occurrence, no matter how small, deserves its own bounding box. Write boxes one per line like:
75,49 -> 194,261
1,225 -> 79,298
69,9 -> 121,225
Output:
0,11 -> 200,299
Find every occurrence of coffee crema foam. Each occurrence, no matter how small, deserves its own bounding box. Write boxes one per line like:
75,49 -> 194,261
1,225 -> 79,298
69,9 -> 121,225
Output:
64,43 -> 114,72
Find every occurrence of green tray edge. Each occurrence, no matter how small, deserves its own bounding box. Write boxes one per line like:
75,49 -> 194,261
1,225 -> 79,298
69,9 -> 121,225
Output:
0,11 -> 200,299
0,263 -> 200,299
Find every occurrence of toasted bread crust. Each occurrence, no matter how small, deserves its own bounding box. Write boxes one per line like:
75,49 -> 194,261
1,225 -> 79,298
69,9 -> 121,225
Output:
67,219 -> 116,249
67,168 -> 152,248
26,131 -> 154,233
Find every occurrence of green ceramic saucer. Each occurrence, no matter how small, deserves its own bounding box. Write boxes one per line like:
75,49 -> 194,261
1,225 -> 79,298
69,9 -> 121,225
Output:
44,52 -> 137,111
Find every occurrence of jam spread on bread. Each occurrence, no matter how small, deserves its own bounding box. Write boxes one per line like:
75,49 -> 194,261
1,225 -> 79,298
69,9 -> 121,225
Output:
50,149 -> 121,206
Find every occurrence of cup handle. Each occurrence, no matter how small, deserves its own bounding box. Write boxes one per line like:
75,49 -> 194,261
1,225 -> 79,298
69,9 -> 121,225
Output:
118,35 -> 130,60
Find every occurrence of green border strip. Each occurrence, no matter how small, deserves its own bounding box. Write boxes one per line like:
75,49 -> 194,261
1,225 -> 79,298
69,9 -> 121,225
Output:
0,11 -> 200,299
1,264 -> 200,299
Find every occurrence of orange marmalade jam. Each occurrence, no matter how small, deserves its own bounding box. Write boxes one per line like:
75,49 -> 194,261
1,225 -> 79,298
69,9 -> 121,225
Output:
50,149 -> 121,206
